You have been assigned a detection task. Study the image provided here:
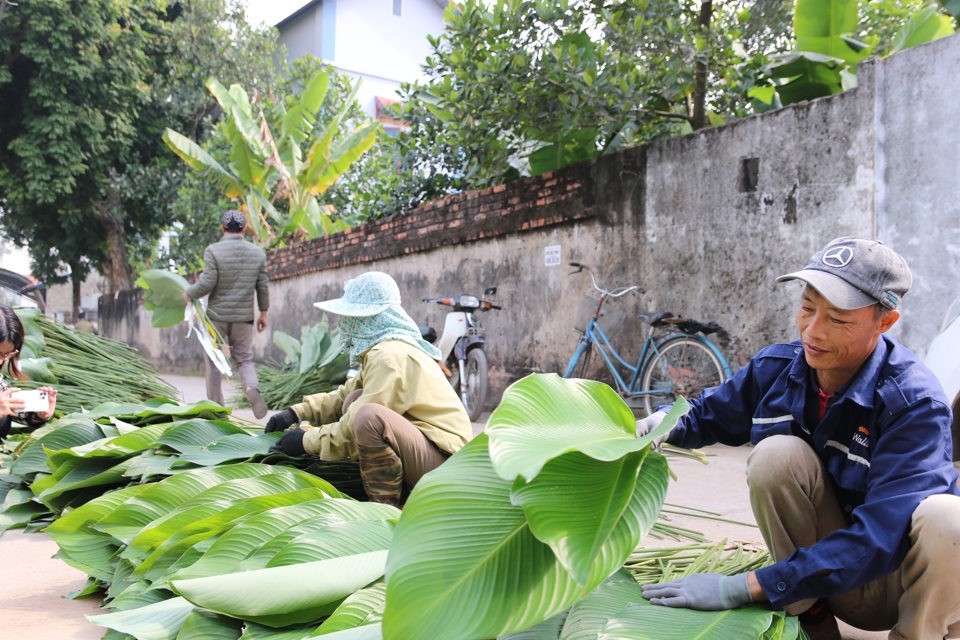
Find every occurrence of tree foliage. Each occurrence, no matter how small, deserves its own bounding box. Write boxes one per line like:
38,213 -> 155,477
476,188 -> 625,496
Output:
0,0 -> 282,300
366,0 -> 957,214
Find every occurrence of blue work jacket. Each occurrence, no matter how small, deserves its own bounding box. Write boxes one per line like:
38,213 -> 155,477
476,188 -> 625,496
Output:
667,335 -> 959,610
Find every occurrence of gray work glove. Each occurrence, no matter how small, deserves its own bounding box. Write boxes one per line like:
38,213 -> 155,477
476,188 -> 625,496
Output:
641,573 -> 754,611
635,410 -> 669,451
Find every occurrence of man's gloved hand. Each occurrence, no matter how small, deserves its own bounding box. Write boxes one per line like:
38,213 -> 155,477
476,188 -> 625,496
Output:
635,410 -> 669,451
641,573 -> 754,611
269,428 -> 306,456
265,408 -> 299,433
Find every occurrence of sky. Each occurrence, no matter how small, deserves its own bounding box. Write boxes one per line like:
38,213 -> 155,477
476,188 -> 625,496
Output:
244,0 -> 308,28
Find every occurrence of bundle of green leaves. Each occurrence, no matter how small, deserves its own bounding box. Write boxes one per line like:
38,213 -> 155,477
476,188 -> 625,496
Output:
9,308 -> 178,416
137,269 -> 192,328
234,316 -> 350,409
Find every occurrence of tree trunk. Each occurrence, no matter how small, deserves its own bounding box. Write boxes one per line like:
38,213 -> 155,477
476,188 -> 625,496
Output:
691,1 -> 713,131
91,189 -> 134,293
70,262 -> 81,322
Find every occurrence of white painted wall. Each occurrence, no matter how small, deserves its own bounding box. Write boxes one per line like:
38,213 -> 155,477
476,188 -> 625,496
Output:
277,0 -> 446,118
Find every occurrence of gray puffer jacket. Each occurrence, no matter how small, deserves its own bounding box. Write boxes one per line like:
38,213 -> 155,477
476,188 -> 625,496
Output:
185,235 -> 269,323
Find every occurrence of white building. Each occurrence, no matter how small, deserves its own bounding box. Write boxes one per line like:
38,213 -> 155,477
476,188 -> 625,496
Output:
275,0 -> 447,133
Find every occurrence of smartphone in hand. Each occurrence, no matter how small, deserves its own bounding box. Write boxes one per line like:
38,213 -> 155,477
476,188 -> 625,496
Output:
11,389 -> 49,413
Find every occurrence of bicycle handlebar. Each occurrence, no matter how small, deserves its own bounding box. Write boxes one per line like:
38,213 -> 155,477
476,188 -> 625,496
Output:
567,262 -> 646,297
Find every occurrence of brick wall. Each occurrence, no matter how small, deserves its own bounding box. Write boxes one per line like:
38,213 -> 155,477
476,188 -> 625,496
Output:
268,165 -> 595,280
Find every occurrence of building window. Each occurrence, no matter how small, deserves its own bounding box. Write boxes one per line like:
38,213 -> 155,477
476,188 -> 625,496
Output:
392,0 -> 402,16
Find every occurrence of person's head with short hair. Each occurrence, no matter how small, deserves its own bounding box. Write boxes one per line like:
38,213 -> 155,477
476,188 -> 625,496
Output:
77,310 -> 86,320
777,237 -> 910,392
221,209 -> 247,234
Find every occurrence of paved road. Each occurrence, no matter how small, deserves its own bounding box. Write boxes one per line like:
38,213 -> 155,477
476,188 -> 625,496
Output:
0,375 -> 887,639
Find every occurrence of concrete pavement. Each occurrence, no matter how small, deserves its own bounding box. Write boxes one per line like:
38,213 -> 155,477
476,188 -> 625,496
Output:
0,375 -> 886,639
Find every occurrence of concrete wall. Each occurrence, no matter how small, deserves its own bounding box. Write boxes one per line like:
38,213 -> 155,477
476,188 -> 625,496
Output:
873,37 -> 960,349
102,33 -> 960,405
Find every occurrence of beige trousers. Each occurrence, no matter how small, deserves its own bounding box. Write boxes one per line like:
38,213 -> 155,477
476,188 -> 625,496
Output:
205,320 -> 259,406
746,435 -> 960,640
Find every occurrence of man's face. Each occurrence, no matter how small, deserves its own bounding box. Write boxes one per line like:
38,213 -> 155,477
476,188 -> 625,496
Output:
796,286 -> 898,388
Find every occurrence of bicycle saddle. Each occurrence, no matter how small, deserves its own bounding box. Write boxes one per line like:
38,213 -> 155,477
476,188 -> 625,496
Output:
637,312 -> 674,326
662,317 -> 723,336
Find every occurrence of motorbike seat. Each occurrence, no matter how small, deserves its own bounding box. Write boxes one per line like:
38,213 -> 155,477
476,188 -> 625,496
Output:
419,325 -> 438,343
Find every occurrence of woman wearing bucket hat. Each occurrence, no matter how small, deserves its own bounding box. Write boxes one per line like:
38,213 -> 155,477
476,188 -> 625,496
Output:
266,272 -> 473,506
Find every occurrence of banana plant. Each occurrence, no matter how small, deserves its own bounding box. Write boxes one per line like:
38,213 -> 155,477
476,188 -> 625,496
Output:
751,0 -> 955,109
163,69 -> 379,248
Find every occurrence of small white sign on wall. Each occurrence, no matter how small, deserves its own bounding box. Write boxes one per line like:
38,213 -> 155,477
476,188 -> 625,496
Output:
545,245 -> 561,266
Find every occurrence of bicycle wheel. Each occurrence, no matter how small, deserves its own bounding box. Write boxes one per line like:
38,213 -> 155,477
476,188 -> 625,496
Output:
459,348 -> 489,422
563,340 -> 593,379
640,336 -> 726,416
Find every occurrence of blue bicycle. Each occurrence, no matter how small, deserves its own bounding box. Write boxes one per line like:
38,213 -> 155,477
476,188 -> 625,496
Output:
563,262 -> 733,415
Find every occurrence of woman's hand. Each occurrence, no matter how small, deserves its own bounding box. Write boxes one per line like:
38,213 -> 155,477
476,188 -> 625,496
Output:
0,387 -> 26,417
35,386 -> 58,421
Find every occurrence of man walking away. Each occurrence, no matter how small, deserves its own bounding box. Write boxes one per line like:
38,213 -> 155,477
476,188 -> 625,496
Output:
184,209 -> 269,419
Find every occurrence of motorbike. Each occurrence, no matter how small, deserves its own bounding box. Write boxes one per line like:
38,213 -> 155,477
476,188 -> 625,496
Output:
421,287 -> 500,422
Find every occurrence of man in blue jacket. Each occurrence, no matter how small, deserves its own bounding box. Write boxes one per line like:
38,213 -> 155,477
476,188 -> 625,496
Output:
639,238 -> 960,640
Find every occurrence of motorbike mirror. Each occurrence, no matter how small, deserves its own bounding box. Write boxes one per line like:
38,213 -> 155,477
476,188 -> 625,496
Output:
484,287 -> 497,296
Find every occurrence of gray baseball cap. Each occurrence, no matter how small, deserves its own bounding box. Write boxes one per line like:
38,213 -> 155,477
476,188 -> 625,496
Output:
776,237 -> 912,310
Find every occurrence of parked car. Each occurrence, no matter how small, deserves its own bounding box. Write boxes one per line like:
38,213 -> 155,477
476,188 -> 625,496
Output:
925,296 -> 960,462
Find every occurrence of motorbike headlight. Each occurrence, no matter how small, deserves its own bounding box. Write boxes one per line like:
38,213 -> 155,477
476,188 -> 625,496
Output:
459,295 -> 480,308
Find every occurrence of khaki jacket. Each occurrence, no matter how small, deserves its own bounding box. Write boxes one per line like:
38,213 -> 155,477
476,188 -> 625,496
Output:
185,234 -> 269,323
294,340 -> 472,460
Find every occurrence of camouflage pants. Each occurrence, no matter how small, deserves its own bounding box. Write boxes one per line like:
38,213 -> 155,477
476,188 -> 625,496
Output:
352,401 -> 448,507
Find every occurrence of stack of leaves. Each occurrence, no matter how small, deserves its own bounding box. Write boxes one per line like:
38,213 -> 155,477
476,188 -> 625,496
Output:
0,398 -> 367,537
234,315 -> 349,410
27,374 -> 790,640
47,465 -> 399,639
11,308 -> 178,416
0,399 -> 234,534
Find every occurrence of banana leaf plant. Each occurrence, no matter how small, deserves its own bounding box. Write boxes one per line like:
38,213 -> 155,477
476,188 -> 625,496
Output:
751,0 -> 955,110
162,69 -> 379,249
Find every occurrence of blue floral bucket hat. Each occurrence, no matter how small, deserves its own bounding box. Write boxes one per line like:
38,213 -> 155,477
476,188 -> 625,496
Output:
314,272 -> 441,366
314,272 -> 401,317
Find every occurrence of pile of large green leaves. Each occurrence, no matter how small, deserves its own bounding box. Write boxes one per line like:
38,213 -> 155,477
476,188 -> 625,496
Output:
19,374 -> 792,639
0,398 -> 365,536
10,308 -> 178,415
234,316 -> 349,410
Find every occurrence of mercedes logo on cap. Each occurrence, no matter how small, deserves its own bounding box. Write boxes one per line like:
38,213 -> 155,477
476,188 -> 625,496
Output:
822,246 -> 853,268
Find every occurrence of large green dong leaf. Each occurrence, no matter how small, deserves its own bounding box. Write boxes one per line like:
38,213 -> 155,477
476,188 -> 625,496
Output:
164,499 -> 398,584
383,435 -> 587,640
93,464 -> 300,544
171,550 -> 388,627
46,484 -> 152,581
510,450 -> 667,588
87,596 -> 195,640
559,569 -> 646,640
592,600 -> 773,639
486,374 -> 685,482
